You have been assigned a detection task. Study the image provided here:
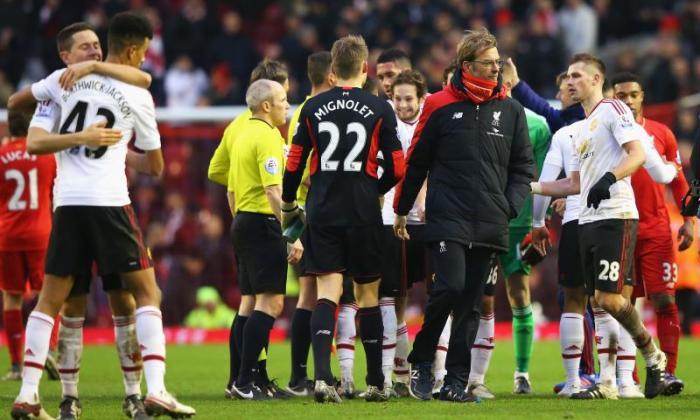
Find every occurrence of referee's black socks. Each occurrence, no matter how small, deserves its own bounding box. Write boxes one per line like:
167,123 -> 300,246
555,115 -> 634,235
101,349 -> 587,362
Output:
358,306 -> 385,388
311,299 -> 337,384
290,308 -> 312,384
228,314 -> 248,388
237,310 -> 275,387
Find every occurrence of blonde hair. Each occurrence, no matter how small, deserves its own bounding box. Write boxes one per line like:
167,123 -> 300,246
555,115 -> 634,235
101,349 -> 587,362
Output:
331,35 -> 368,79
457,28 -> 497,64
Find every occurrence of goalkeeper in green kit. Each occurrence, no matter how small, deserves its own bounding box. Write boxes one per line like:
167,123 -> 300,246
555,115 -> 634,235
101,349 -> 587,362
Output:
467,112 -> 551,398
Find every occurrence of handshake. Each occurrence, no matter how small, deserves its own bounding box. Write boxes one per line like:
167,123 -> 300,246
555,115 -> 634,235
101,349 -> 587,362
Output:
681,179 -> 700,217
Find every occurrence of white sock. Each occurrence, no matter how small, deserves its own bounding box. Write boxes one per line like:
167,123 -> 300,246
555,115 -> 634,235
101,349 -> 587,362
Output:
617,326 -> 636,386
433,315 -> 452,383
594,308 -> 619,387
19,312 -> 54,401
58,316 -> 84,398
394,322 -> 409,383
114,315 -> 143,396
135,306 -> 166,395
380,298 -> 397,387
336,303 -> 357,382
468,313 -> 494,385
559,313 -> 584,388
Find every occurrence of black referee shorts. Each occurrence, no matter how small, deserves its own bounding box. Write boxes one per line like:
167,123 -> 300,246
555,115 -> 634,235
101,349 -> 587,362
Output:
231,212 -> 287,295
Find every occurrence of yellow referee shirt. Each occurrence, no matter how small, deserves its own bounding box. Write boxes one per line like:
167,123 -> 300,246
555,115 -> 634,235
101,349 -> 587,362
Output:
208,108 -> 253,187
287,98 -> 311,206
228,118 -> 286,214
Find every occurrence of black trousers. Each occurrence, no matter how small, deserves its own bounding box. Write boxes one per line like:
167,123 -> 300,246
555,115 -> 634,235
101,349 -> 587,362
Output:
407,242 -> 494,386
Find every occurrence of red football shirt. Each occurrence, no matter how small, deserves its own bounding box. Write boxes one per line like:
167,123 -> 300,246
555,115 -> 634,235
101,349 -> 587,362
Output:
0,138 -> 56,251
631,118 -> 689,239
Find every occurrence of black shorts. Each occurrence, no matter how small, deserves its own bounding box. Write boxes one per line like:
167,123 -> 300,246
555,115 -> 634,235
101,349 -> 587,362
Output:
339,276 -> 356,304
559,221 -> 584,289
579,219 -> 637,295
304,223 -> 382,284
482,259 -> 501,297
46,206 -> 152,283
380,225 -> 430,297
69,272 -> 124,297
290,229 -> 308,278
231,212 -> 287,295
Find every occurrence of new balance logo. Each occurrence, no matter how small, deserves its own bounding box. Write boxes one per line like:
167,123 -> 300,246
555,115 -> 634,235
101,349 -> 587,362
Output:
452,112 -> 463,119
316,329 -> 332,336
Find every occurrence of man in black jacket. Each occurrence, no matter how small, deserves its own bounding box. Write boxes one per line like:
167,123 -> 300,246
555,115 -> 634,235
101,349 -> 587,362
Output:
394,28 -> 534,402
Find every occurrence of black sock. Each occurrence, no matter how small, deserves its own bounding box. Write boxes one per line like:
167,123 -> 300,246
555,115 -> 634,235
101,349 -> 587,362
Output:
237,310 -> 275,387
228,314 -> 248,387
311,299 -> 337,383
254,340 -> 270,386
358,306 -> 384,388
290,308 -> 312,384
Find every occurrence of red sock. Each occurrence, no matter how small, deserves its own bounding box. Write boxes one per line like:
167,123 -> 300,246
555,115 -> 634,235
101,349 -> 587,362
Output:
49,314 -> 61,351
657,303 -> 680,375
582,313 -> 595,375
3,309 -> 24,365
632,364 -> 640,384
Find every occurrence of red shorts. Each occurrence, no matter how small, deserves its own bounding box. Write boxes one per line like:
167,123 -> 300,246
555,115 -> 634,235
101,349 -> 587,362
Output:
633,235 -> 676,298
0,249 -> 47,293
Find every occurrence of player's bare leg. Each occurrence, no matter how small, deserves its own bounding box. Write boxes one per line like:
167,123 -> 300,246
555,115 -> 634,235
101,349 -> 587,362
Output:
468,296 -> 495,399
311,274 -> 343,403
3,292 -> 24,381
649,292 -> 684,395
120,268 -> 195,417
12,274 -> 74,420
355,279 -> 389,402
557,286 -> 587,397
287,275 -> 316,395
505,272 -> 534,394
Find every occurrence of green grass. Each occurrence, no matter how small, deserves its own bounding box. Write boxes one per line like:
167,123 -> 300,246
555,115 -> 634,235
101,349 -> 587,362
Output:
2,338 -> 699,419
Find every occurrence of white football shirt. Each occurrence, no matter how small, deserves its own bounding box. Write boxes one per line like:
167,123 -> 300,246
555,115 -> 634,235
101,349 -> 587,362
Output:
30,69 -> 161,207
541,120 -> 584,225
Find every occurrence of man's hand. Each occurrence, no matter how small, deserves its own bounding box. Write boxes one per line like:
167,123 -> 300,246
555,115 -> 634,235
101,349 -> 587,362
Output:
587,172 -> 616,209
678,219 -> 694,251
394,215 -> 410,240
681,180 -> 700,217
287,239 -> 304,264
531,226 -> 551,256
59,61 -> 97,89
551,198 -> 566,217
281,200 -> 304,230
80,120 -> 122,148
501,58 -> 520,89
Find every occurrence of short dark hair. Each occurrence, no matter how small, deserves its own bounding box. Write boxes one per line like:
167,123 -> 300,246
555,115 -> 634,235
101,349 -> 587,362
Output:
569,53 -> 606,76
108,12 -> 153,54
610,72 -> 643,88
555,71 -> 568,86
56,22 -> 96,53
8,109 -> 30,137
250,59 -> 288,85
392,70 -> 427,99
362,77 -> 379,96
331,35 -> 368,79
377,48 -> 411,68
443,60 -> 458,85
307,51 -> 332,86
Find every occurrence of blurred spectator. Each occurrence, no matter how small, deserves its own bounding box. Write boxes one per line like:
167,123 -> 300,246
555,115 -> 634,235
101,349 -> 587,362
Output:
163,0 -> 216,66
142,6 -> 166,104
184,287 -> 236,329
164,54 -> 208,107
514,11 -> 565,98
557,0 -> 598,56
0,70 -> 14,106
201,64 -> 241,106
207,10 -> 258,90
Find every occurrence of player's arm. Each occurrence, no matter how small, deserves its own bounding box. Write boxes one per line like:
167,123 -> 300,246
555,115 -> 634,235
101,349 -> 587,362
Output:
662,127 -> 695,250
7,87 -> 37,115
58,61 -> 152,89
226,191 -> 236,217
282,116 -> 313,206
640,128 -> 676,184
126,149 -> 164,176
27,123 -> 121,154
264,184 -> 283,221
377,109 -> 406,195
208,126 -> 232,186
504,106 -> 535,218
531,171 -> 580,197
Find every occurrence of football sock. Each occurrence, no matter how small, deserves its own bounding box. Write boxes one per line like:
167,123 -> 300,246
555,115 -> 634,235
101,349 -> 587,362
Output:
290,308 -> 312,383
581,309 -> 596,375
255,345 -> 270,385
3,309 -> 23,366
469,313 -> 494,385
593,308 -> 619,386
114,315 -> 142,396
336,303 -> 356,383
656,302 -> 680,374
228,314 -> 247,387
512,305 -> 534,374
358,306 -> 384,388
617,326 -> 636,386
380,297 -> 397,387
135,306 -> 166,396
311,299 -> 337,384
559,313 -> 584,388
237,310 -> 275,387
58,316 -> 84,398
611,301 -> 658,365
393,322 -> 409,383
19,311 -> 54,401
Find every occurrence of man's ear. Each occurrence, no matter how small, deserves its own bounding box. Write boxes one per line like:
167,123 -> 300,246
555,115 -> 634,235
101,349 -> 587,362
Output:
59,51 -> 70,65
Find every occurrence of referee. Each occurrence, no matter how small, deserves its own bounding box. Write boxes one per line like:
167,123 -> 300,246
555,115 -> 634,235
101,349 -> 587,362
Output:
224,79 -> 302,400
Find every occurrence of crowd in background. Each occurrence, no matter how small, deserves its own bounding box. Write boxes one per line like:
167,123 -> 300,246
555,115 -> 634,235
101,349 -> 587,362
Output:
1,0 -> 699,329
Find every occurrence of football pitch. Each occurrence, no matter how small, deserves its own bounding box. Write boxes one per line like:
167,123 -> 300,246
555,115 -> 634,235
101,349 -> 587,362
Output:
2,339 -> 699,419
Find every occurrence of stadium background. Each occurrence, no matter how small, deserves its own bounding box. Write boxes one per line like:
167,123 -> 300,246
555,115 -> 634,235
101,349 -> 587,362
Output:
0,0 -> 699,335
